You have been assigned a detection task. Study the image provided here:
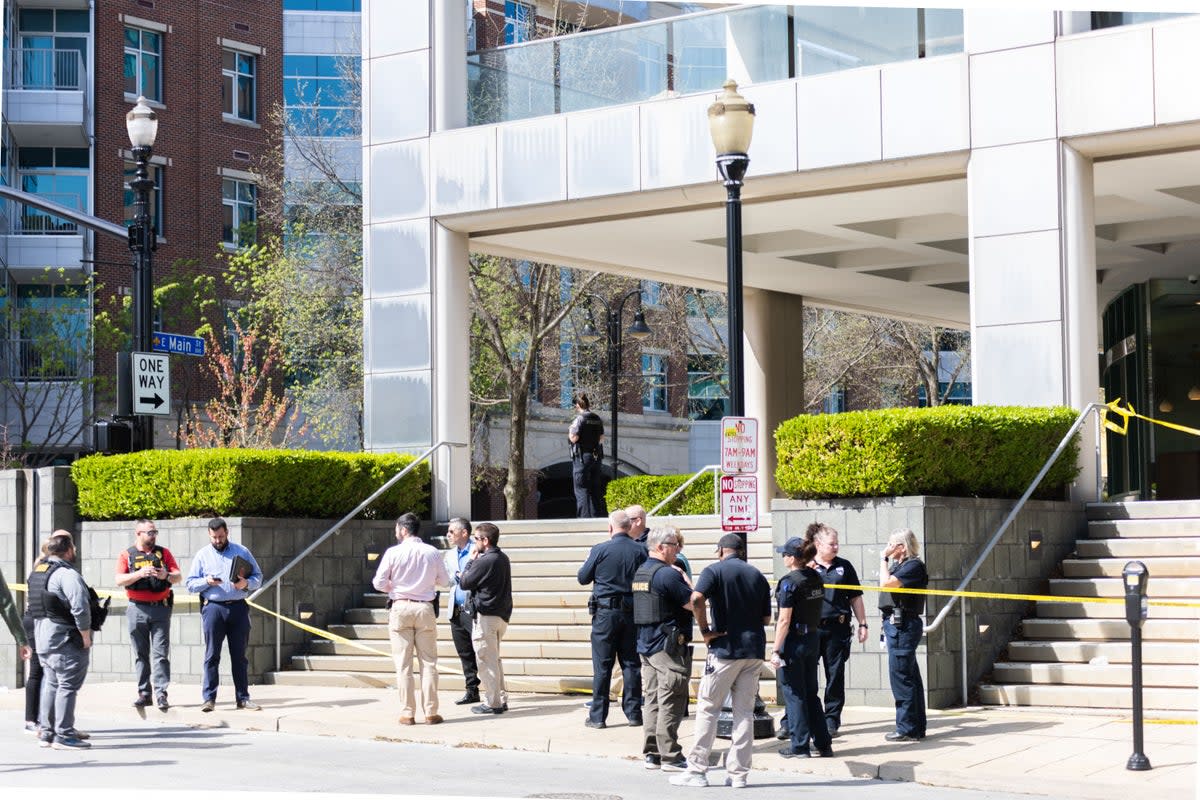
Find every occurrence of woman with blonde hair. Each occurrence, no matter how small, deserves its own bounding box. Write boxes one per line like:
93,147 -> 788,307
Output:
879,528 -> 927,743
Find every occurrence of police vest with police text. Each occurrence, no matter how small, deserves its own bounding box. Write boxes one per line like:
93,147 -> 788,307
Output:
26,560 -> 75,627
573,412 -> 604,456
126,546 -> 171,594
632,560 -> 674,625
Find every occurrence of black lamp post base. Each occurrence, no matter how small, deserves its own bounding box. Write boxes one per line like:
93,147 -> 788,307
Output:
1126,752 -> 1152,771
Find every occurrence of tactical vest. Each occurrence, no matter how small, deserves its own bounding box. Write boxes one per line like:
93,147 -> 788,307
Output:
126,546 -> 170,593
632,560 -> 673,625
26,560 -> 75,627
778,568 -> 824,630
574,412 -> 604,456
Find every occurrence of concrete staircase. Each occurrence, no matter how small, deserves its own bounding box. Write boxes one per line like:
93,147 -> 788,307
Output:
978,500 -> 1200,711
266,515 -> 777,700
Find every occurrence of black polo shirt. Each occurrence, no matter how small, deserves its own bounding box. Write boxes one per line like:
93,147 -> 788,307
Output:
812,556 -> 864,621
693,557 -> 771,660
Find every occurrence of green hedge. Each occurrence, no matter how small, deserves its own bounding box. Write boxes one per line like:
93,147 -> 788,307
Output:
775,405 -> 1080,500
72,449 -> 430,521
607,473 -> 717,515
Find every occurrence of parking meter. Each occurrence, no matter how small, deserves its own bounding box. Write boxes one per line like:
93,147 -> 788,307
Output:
1123,561 -> 1149,628
1122,560 -> 1151,771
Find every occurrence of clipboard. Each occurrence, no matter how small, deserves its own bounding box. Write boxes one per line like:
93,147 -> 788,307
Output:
229,554 -> 254,583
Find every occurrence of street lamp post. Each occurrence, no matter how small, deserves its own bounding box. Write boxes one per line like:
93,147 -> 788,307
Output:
126,96 -> 159,451
707,79 -> 755,417
580,289 -> 652,477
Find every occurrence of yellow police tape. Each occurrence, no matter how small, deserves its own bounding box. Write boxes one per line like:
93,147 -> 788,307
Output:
1104,397 -> 1200,438
854,583 -> 1200,609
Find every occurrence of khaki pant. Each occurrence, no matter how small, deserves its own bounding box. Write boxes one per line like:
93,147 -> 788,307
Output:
683,656 -> 762,780
387,600 -> 439,719
641,648 -> 689,760
472,613 -> 508,709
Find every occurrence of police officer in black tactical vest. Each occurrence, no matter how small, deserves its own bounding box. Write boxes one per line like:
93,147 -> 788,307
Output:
568,392 -> 605,518
578,508 -> 647,729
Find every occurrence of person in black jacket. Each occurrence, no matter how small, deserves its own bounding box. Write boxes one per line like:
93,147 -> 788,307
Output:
459,522 -> 513,716
568,392 -> 605,518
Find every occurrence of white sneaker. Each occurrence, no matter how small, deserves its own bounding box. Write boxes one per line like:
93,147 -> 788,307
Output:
669,772 -> 708,787
725,776 -> 748,789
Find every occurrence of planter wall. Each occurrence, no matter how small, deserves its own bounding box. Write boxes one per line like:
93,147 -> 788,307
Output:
771,496 -> 1085,709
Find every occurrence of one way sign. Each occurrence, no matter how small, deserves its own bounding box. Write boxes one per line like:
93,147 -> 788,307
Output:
131,352 -> 171,416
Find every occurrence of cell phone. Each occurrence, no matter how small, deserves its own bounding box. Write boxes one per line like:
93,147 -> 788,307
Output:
212,576 -> 223,583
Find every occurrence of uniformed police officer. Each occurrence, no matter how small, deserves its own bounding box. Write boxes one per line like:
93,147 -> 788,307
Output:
633,525 -> 693,771
807,522 -> 868,738
568,392 -> 605,518
115,518 -> 182,711
578,508 -> 647,728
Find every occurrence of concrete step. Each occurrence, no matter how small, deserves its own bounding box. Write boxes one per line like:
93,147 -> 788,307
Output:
1021,617 -> 1200,641
311,638 -> 594,660
328,622 -> 592,642
991,660 -> 1197,688
977,683 -> 1196,711
1061,556 -> 1200,577
345,606 -> 597,625
1075,537 -> 1200,558
1048,576 -> 1200,597
1086,500 -> 1200,521
1087,518 -> 1200,539
1035,600 -> 1200,619
1006,640 -> 1200,664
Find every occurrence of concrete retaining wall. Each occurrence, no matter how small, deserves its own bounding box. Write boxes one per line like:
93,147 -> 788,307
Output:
771,496 -> 1085,709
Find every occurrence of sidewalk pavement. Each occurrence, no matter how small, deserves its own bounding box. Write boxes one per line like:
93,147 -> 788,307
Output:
2,681 -> 1195,799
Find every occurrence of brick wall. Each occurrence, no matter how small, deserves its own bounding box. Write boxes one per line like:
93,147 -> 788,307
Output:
91,1 -> 283,434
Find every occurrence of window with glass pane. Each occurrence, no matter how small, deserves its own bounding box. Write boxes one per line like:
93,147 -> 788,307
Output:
222,178 -> 257,246
17,147 -> 87,234
13,283 -> 88,379
640,280 -> 661,307
222,49 -> 256,121
123,162 -> 163,236
687,354 -> 727,420
560,342 -> 575,409
642,353 -> 667,412
124,27 -> 161,101
504,1 -> 535,45
283,54 -> 359,136
283,0 -> 361,9
18,9 -> 88,90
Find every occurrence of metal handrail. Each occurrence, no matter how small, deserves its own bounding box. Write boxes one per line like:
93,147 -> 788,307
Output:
922,402 -> 1103,636
649,464 -> 720,517
250,440 -> 467,601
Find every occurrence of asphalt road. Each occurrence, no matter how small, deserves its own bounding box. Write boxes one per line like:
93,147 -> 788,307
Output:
0,709 -> 1046,800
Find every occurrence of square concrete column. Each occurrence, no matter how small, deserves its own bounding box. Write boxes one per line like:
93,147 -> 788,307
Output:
965,9 -> 1100,500
744,289 -> 805,506
362,1 -> 470,518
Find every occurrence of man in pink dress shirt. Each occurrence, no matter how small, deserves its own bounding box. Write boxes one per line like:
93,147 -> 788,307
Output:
372,512 -> 450,726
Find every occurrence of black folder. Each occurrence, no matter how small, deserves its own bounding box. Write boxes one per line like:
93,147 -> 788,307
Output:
229,555 -> 254,583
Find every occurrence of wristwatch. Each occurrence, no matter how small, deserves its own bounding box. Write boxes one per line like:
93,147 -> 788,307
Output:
699,626 -> 712,635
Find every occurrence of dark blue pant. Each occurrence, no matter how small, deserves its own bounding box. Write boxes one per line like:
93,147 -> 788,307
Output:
883,615 -> 926,738
589,607 -> 641,724
818,621 -> 852,731
450,605 -> 480,691
573,453 -> 603,518
201,600 -> 251,702
778,629 -> 830,754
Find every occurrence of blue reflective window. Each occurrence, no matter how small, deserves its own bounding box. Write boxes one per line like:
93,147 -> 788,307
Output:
504,1 -> 535,45
283,0 -> 361,10
283,54 -> 358,137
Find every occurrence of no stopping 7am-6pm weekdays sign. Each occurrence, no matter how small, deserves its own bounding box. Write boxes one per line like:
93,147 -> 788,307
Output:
720,474 -> 758,533
720,416 -> 758,474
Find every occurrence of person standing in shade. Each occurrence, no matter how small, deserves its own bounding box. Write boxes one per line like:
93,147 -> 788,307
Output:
578,508 -> 647,729
632,525 -> 693,772
807,522 -> 868,738
772,536 -> 833,760
459,522 -> 513,716
443,517 -> 481,706
568,392 -> 605,518
627,505 -> 649,543
669,534 -> 771,789
185,518 -> 264,713
115,518 -> 181,711
880,528 -> 928,742
372,512 -> 449,726
27,531 -> 91,749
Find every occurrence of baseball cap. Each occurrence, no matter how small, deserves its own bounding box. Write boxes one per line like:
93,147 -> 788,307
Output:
716,533 -> 744,552
774,537 -> 804,557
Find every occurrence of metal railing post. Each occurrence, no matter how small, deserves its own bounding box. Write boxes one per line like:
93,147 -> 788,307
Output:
275,583 -> 282,672
648,464 -> 721,517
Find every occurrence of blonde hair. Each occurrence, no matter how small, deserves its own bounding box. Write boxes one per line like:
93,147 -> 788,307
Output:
888,528 -> 920,559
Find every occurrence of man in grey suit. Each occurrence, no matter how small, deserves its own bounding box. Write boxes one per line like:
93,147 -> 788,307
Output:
443,517 -> 480,705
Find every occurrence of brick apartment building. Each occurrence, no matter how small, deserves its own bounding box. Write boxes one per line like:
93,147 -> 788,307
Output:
1,0 -> 281,460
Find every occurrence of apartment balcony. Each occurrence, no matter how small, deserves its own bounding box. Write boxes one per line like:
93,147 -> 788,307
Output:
5,49 -> 89,146
2,193 -> 89,278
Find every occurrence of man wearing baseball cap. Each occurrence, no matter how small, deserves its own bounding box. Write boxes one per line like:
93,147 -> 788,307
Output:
669,533 -> 771,789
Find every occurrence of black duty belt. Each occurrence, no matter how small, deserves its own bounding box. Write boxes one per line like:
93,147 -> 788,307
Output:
206,598 -> 246,606
131,598 -> 170,607
820,614 -> 848,626
593,595 -> 629,609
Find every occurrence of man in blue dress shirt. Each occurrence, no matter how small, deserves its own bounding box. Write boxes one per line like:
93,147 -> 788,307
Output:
185,518 -> 263,712
443,517 -> 480,705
